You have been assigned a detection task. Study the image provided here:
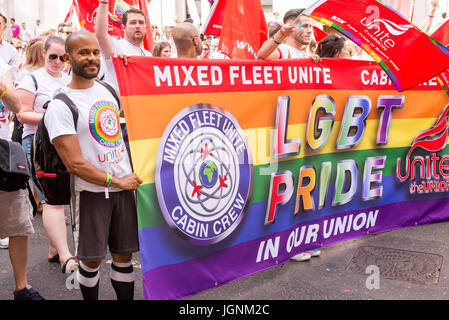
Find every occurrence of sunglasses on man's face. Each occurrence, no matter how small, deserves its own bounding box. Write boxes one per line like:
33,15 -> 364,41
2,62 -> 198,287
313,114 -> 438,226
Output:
48,54 -> 65,62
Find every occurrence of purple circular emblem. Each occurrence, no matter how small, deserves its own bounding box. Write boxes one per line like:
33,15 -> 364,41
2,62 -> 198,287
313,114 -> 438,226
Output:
155,104 -> 253,245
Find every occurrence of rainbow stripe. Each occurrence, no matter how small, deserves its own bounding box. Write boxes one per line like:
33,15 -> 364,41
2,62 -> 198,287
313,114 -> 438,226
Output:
115,0 -> 130,17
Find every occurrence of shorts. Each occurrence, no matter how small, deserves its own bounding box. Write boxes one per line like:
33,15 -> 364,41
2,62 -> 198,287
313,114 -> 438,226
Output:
72,190 -> 139,261
0,189 -> 34,238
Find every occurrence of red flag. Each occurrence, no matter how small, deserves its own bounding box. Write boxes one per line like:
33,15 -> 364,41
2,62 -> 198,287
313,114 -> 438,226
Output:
218,0 -> 268,60
313,26 -> 328,43
432,19 -> 449,48
380,0 -> 415,21
137,0 -> 154,53
73,0 -> 123,38
305,0 -> 449,91
201,0 -> 227,37
432,20 -> 449,96
64,2 -> 75,24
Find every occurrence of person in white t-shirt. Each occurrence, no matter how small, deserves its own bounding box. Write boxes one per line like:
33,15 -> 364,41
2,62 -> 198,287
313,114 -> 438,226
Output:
95,3 -> 152,159
16,36 -> 77,274
95,2 -> 151,88
258,8 -> 318,61
257,8 -> 321,263
0,59 -> 44,300
0,13 -> 19,80
45,31 -> 142,300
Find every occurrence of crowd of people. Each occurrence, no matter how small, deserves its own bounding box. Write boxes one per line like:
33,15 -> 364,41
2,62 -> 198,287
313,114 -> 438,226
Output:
0,0 -> 445,301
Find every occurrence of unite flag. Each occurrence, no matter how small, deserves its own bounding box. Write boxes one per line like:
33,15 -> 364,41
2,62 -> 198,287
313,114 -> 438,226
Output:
202,0 -> 268,60
432,20 -> 449,95
304,0 -> 449,92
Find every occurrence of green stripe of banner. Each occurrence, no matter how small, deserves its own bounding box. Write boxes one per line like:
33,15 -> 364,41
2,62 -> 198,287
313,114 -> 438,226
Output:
137,145 -> 446,230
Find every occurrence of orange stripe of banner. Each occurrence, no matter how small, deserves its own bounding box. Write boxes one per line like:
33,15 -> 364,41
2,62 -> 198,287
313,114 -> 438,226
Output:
122,89 -> 447,142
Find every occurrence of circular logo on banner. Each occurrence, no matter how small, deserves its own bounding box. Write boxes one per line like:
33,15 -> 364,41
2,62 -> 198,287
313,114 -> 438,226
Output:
89,101 -> 121,148
156,104 -> 253,245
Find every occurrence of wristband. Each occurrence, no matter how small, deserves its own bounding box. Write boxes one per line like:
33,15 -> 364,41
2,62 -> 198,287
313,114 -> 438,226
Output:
273,38 -> 282,45
100,0 -> 108,4
0,87 -> 6,98
104,171 -> 112,187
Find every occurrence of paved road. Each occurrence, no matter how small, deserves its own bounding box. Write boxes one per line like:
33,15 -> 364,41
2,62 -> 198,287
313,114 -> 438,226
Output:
1,208 -> 449,300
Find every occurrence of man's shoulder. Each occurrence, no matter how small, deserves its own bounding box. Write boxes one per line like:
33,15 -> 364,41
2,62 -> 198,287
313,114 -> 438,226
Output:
0,41 -> 17,52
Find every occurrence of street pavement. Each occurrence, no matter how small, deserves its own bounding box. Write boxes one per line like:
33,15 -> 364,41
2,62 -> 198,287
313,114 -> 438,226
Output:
1,207 -> 449,301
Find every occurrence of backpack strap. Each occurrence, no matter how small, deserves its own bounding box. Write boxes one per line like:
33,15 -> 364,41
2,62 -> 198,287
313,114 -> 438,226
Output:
28,74 -> 38,91
95,80 -> 121,109
54,93 -> 79,131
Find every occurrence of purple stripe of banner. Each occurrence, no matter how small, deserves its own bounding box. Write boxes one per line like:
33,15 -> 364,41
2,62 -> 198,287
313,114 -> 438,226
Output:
142,197 -> 449,300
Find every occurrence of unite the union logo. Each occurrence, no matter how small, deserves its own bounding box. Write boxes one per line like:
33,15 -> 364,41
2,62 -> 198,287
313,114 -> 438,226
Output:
156,104 -> 253,245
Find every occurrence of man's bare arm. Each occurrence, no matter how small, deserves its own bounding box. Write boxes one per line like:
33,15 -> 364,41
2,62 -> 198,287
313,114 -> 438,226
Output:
95,0 -> 114,59
0,71 -> 22,114
53,134 -> 142,191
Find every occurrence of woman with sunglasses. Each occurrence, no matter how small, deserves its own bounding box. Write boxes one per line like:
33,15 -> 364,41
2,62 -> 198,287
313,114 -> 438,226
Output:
16,36 -> 77,274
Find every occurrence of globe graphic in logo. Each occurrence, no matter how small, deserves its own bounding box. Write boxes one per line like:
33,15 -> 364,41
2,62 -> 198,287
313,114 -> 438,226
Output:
199,160 -> 218,189
156,104 -> 253,245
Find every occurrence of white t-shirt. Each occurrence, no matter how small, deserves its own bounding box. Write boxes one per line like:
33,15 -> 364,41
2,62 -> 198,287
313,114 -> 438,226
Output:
44,81 -> 132,193
16,68 -> 71,138
20,29 -> 32,43
277,44 -> 310,59
0,60 -> 11,140
15,67 -> 33,84
0,40 -> 19,80
99,37 -> 152,92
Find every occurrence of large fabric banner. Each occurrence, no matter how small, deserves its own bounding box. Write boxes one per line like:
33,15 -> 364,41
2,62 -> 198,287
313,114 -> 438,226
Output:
113,56 -> 447,300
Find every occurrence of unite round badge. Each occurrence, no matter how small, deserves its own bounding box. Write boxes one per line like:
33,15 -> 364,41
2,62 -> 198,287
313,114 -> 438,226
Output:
156,104 -> 253,245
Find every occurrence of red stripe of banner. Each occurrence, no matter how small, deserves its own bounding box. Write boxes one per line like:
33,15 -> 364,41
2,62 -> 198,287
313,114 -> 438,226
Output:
113,56 -> 442,97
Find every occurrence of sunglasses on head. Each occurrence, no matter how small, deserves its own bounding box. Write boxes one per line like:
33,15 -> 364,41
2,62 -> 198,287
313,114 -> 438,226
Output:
48,54 -> 65,62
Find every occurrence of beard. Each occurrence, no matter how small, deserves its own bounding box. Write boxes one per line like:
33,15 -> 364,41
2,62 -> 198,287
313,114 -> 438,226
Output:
129,30 -> 145,43
71,61 -> 100,80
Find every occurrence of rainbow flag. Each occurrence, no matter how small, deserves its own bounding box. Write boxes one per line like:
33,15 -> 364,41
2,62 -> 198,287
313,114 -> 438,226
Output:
114,0 -> 131,17
114,56 -> 448,300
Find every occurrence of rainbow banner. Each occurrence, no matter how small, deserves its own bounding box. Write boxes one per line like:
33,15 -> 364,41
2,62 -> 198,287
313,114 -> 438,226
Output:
113,56 -> 448,300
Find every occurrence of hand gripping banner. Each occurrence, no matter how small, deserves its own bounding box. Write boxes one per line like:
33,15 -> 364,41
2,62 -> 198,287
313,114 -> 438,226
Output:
304,0 -> 449,92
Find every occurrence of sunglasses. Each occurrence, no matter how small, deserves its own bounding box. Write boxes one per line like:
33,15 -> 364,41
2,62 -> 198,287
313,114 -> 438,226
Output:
48,54 -> 65,62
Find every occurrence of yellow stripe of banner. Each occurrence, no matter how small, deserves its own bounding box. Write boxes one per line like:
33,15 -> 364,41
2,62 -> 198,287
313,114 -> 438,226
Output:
130,118 -> 436,185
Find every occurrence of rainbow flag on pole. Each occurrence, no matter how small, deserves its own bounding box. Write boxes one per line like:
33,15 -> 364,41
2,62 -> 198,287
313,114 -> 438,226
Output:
114,0 -> 131,17
114,56 -> 448,300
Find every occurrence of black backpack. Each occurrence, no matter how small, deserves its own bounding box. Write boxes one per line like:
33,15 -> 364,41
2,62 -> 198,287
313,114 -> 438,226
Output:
0,138 -> 31,191
31,80 -> 121,205
32,93 -> 78,205
0,138 -> 38,215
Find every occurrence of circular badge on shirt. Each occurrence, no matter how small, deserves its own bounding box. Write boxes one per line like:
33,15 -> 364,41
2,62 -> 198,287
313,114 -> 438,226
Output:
89,101 -> 121,148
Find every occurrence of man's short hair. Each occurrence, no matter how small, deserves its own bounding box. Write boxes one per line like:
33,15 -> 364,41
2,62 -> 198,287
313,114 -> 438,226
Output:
122,8 -> 146,26
0,14 -> 6,25
283,8 -> 305,24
